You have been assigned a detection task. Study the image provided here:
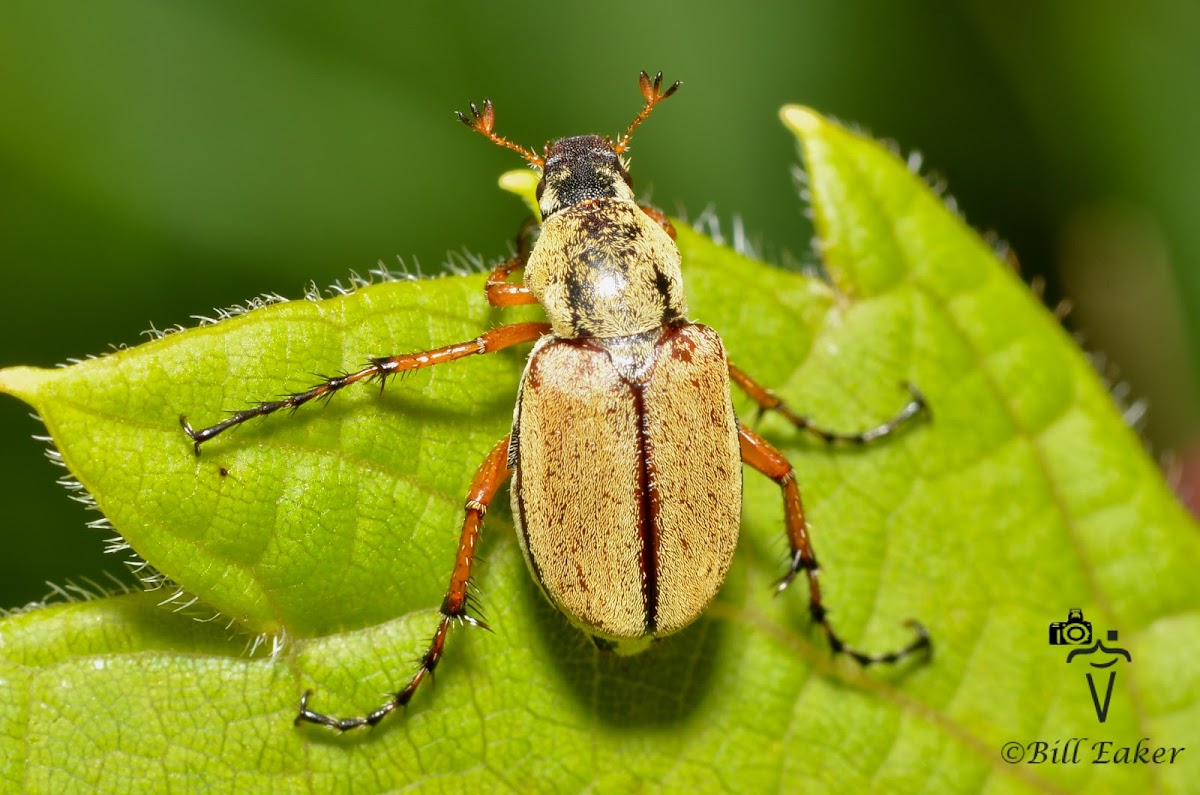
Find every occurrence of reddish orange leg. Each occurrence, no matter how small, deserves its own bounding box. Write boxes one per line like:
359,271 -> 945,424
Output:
296,436 -> 513,731
739,425 -> 930,665
729,363 -> 925,445
486,256 -> 538,306
485,217 -> 540,306
180,323 -> 551,453
639,205 -> 676,239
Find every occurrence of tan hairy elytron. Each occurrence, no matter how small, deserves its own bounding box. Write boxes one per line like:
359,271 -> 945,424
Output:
512,325 -> 741,645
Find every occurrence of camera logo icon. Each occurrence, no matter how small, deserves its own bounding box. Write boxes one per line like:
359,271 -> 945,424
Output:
1049,608 -> 1093,645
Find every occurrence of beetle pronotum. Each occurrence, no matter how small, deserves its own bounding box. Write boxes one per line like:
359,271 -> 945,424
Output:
180,71 -> 931,731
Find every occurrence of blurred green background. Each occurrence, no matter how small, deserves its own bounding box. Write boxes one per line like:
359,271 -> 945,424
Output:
3,2 -> 1198,609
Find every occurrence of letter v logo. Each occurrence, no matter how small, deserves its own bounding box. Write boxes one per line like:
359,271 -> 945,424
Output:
1086,672 -> 1116,723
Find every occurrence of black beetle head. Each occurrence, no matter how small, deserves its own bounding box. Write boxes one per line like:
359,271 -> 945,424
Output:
536,135 -> 634,220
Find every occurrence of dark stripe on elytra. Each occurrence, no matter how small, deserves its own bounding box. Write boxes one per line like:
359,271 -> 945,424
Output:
631,383 -> 660,634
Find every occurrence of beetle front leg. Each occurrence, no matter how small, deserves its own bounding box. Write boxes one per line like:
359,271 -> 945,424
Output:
485,217 -> 540,307
738,425 -> 931,665
728,363 -> 925,445
485,255 -> 539,306
179,322 -> 550,453
639,204 -> 676,239
295,435 -> 513,731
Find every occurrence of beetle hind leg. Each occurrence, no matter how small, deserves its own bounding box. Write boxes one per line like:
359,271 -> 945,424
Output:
728,363 -> 926,446
785,544 -> 931,665
294,436 -> 513,731
739,425 -> 931,667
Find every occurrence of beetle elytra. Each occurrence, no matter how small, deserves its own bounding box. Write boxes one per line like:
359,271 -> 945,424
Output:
180,71 -> 931,731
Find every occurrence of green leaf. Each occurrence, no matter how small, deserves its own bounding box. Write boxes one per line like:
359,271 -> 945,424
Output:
3,108 -> 1199,793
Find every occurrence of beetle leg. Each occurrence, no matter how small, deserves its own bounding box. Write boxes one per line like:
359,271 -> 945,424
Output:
485,256 -> 538,306
296,435 -> 512,731
639,205 -> 676,239
180,323 -> 550,453
486,217 -> 540,306
738,425 -> 931,665
728,363 -> 925,445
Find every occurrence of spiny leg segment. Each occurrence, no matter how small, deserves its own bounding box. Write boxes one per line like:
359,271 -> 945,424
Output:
729,363 -> 925,445
179,322 -> 551,453
295,435 -> 513,731
738,425 -> 931,666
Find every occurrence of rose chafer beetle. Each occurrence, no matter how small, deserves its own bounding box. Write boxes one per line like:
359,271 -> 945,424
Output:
180,71 -> 931,731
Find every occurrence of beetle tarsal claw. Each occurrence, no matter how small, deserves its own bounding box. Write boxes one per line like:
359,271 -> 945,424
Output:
903,620 -> 934,656
178,415 -> 206,455
901,381 -> 930,418
294,690 -> 319,727
461,614 -> 493,632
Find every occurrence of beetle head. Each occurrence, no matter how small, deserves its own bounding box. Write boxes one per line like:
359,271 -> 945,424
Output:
457,71 -> 680,220
535,135 -> 633,219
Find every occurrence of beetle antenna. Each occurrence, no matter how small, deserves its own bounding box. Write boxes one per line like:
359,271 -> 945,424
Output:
457,99 -> 545,168
614,71 -> 681,155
